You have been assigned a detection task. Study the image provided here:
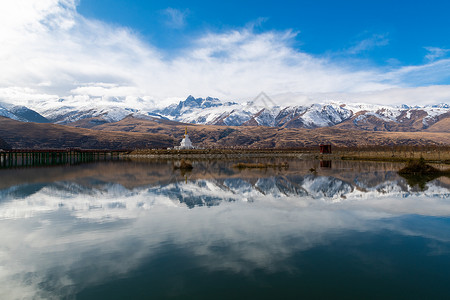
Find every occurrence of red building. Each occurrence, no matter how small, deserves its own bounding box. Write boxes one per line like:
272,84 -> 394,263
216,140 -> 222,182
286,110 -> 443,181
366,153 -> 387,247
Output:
319,144 -> 332,154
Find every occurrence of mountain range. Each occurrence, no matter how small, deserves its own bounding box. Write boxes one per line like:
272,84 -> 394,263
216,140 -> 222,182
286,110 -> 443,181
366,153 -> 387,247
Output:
155,96 -> 450,132
1,96 -> 449,149
2,96 -> 449,132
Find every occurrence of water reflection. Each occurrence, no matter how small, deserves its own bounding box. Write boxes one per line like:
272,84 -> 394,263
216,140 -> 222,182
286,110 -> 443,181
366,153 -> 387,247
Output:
1,160 -> 448,213
0,160 -> 449,299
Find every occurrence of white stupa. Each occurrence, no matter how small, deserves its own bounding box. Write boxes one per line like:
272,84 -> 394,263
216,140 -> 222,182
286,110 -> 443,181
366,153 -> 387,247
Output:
176,127 -> 195,149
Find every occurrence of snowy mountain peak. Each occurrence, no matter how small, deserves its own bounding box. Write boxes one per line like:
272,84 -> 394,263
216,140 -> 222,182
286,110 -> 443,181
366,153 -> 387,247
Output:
1,95 -> 449,132
0,103 -> 49,123
152,97 -> 449,131
157,95 -> 237,117
428,103 -> 450,109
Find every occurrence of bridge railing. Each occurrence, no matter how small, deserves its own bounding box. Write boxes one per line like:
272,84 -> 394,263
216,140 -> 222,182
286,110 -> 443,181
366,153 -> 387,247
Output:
0,149 -> 131,168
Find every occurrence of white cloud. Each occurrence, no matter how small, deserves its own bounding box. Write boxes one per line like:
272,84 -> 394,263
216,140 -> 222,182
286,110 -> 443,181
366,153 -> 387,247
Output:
161,7 -> 187,29
274,85 -> 450,107
386,58 -> 450,86
70,84 -> 144,98
347,33 -> 389,54
425,46 -> 450,61
0,1 -> 448,110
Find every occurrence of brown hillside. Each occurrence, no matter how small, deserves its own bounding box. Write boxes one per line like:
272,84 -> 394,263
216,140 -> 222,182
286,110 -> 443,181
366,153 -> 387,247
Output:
1,116 -> 450,150
335,109 -> 450,132
0,136 -> 11,150
425,118 -> 450,133
335,111 -> 422,132
73,116 -> 450,148
0,117 -> 175,149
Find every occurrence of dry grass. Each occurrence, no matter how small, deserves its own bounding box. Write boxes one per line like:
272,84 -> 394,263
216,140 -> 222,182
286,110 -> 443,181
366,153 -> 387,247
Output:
233,162 -> 289,169
335,146 -> 450,164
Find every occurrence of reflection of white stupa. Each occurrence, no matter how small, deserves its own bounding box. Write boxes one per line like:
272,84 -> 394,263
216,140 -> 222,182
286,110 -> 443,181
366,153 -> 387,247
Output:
176,127 -> 195,149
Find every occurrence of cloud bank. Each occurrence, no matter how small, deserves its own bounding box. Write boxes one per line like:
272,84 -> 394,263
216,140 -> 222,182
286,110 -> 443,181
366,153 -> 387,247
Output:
0,0 -> 449,109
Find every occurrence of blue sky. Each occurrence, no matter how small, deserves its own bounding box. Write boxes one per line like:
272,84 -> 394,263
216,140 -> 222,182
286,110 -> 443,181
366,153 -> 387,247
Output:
78,0 -> 450,67
0,0 -> 449,107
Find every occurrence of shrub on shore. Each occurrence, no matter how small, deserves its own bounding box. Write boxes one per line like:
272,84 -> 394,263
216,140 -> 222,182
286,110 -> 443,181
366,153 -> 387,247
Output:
398,157 -> 443,175
173,159 -> 193,170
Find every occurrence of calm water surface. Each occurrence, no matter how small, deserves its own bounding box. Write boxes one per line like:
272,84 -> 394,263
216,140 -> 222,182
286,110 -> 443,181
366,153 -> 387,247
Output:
1,159 -> 450,299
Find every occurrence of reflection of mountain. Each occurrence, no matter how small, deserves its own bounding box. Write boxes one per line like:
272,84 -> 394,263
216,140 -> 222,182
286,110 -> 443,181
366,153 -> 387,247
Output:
255,177 -> 307,197
149,180 -> 241,208
1,173 -> 448,215
0,184 -> 46,201
0,180 -> 109,201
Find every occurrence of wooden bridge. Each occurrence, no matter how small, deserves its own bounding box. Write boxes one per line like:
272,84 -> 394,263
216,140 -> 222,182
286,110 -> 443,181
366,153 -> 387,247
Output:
0,149 -> 130,168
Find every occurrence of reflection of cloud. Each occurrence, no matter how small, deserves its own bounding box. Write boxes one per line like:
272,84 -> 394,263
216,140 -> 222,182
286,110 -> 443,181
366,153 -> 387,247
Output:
0,174 -> 449,298
0,199 -> 373,298
0,159 -> 449,298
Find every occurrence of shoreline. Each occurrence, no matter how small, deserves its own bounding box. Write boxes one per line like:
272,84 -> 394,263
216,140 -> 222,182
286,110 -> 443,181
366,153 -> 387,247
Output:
126,148 -> 450,165
127,149 -> 310,160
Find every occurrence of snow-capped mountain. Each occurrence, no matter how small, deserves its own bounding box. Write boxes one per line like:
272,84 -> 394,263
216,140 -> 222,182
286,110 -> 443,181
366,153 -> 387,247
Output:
157,95 -> 236,116
35,97 -> 168,125
152,96 -> 450,131
3,95 -> 449,132
155,96 -> 354,128
154,95 -> 249,125
0,102 -> 49,123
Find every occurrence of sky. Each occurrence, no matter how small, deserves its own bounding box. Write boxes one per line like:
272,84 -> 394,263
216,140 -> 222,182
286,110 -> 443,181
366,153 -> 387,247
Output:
0,0 -> 449,107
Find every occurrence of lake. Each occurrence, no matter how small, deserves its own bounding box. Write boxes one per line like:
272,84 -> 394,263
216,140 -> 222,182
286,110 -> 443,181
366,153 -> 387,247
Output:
1,158 -> 450,299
